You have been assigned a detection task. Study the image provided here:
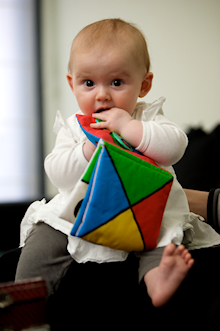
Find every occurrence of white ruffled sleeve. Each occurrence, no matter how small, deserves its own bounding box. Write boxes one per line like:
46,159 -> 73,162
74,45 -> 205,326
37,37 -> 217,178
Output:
44,111 -> 88,191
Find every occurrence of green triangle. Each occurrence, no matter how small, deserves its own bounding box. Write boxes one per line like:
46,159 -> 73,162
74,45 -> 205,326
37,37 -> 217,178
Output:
82,143 -> 103,183
105,141 -> 173,205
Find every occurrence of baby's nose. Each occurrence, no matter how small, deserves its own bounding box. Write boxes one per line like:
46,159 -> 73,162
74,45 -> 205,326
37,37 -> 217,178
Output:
96,86 -> 111,101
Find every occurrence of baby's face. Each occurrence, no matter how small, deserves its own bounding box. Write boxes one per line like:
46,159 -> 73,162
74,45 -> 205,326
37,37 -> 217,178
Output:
68,46 -> 146,116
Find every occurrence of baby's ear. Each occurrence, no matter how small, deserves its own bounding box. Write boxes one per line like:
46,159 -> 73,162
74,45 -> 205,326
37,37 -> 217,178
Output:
139,72 -> 153,98
66,73 -> 75,94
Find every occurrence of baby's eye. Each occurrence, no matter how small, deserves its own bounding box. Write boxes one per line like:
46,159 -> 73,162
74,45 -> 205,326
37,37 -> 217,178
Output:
84,80 -> 94,87
112,79 -> 123,87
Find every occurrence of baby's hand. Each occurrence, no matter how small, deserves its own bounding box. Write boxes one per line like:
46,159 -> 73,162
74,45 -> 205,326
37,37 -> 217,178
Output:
91,108 -> 132,136
91,108 -> 143,149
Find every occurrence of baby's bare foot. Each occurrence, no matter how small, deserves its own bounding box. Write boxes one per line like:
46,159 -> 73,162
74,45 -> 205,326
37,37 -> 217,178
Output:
144,243 -> 194,307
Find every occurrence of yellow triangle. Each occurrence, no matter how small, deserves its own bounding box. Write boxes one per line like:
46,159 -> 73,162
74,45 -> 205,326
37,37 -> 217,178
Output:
82,208 -> 144,251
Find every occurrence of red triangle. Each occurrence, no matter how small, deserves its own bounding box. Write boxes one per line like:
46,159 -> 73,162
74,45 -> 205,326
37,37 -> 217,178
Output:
132,181 -> 173,250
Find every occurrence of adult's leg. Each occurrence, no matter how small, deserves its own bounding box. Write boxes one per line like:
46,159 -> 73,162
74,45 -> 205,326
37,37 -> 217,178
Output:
0,248 -> 21,282
46,253 -> 143,330
188,246 -> 220,328
47,246 -> 220,330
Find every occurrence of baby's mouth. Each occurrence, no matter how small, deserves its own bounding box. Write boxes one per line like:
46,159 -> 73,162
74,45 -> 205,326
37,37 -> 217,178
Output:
96,108 -> 110,113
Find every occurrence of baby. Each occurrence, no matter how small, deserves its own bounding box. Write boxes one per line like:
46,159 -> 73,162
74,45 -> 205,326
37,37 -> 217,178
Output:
65,18 -> 194,306
16,18 -> 195,308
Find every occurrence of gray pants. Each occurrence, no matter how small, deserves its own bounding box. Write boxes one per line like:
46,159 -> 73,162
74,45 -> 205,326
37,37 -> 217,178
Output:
15,222 -> 73,295
137,246 -> 165,282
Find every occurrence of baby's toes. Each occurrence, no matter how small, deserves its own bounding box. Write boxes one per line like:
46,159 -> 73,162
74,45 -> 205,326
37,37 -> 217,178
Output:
175,244 -> 185,256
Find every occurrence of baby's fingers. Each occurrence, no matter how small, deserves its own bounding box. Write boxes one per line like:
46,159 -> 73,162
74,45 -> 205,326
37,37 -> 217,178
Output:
90,121 -> 107,129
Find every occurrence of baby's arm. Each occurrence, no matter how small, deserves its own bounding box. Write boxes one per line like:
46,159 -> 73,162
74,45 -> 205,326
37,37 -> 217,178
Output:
92,108 -> 188,166
45,125 -> 89,190
139,116 -> 188,166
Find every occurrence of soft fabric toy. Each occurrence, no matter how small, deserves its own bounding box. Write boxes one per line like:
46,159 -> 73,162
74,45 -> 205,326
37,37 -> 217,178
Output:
67,115 -> 173,251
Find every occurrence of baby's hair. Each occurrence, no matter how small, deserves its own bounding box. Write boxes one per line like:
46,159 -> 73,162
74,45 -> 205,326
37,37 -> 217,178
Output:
68,18 -> 151,74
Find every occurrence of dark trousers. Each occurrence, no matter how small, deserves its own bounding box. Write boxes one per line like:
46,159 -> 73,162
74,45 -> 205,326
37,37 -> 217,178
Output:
47,246 -> 220,330
1,246 -> 220,330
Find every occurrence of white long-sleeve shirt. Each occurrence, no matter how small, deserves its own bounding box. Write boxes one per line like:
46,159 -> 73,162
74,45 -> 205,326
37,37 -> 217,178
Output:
44,97 -> 187,190
19,97 -> 220,263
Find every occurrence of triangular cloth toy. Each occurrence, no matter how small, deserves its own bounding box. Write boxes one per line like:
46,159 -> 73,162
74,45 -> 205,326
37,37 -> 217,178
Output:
69,115 -> 173,251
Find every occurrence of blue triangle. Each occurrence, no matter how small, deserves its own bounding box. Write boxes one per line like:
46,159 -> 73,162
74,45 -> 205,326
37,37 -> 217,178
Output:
81,127 -> 100,146
76,116 -> 100,146
71,160 -> 97,236
71,146 -> 130,237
